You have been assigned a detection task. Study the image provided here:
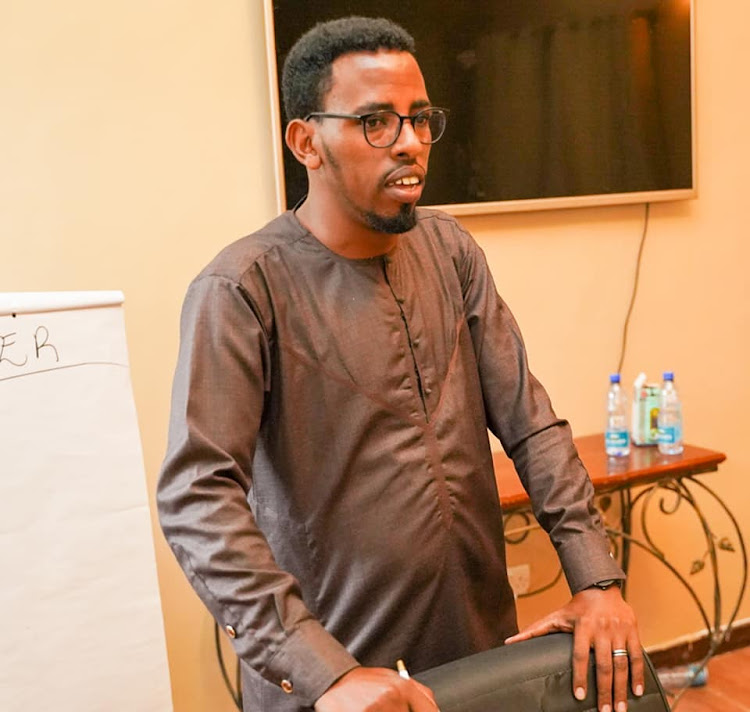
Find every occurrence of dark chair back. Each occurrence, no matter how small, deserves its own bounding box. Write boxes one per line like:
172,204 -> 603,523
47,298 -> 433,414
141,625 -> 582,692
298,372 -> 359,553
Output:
415,633 -> 670,712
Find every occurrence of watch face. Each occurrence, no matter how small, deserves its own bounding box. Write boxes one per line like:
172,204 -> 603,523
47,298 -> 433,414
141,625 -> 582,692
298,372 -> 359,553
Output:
593,579 -> 618,590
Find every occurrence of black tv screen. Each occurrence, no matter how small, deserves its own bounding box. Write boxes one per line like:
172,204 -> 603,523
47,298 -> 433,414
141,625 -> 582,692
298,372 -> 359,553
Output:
264,0 -> 694,214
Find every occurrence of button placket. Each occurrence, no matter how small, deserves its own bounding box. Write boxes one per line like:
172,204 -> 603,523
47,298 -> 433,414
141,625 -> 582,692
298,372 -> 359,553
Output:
382,257 -> 428,418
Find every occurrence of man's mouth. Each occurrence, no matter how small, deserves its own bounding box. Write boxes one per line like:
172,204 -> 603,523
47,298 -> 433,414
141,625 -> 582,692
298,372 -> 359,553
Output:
383,167 -> 426,203
386,175 -> 422,188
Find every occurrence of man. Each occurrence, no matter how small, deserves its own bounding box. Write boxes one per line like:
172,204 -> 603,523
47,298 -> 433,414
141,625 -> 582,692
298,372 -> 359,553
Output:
158,16 -> 642,712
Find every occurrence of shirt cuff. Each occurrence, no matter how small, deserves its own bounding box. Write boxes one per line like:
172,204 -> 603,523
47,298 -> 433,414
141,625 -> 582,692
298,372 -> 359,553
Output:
555,530 -> 625,594
262,619 -> 360,706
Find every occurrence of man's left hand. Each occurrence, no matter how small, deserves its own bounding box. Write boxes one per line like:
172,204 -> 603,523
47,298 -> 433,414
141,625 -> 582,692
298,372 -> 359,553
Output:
504,586 -> 644,712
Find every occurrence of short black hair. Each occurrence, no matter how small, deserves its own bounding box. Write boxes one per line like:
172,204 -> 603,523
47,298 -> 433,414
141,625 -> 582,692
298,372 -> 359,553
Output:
281,16 -> 416,121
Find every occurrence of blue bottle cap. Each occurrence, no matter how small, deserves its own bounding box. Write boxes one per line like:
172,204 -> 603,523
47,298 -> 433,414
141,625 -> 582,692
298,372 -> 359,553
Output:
609,373 -> 621,383
663,371 -> 674,381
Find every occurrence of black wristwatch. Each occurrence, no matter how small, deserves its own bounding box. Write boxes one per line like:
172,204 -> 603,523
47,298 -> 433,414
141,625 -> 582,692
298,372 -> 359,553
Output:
588,578 -> 622,591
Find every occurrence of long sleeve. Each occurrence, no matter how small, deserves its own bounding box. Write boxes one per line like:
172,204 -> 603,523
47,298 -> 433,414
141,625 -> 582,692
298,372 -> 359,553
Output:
156,275 -> 357,706
455,232 -> 624,592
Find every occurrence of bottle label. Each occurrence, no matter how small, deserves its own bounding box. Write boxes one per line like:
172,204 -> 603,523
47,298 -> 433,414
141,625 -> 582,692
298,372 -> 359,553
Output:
606,430 -> 630,448
632,384 -> 660,445
658,425 -> 682,444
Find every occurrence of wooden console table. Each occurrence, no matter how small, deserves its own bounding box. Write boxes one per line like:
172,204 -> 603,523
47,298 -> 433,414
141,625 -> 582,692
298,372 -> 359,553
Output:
493,433 -> 727,511
493,433 -> 747,694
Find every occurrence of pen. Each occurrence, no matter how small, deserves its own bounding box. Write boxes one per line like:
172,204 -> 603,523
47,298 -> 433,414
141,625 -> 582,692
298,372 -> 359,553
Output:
396,659 -> 410,680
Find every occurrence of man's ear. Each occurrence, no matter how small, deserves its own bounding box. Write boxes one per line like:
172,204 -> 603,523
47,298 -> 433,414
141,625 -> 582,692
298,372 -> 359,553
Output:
285,118 -> 322,170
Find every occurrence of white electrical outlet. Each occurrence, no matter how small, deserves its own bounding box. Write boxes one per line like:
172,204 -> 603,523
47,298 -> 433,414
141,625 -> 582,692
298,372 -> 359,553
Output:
507,564 -> 530,596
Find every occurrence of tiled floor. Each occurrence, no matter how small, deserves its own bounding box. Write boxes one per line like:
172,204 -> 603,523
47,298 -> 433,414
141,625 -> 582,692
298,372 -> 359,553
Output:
662,647 -> 750,711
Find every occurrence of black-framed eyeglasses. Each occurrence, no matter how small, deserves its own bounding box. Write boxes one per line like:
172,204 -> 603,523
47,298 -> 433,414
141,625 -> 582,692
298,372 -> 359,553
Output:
304,107 -> 449,148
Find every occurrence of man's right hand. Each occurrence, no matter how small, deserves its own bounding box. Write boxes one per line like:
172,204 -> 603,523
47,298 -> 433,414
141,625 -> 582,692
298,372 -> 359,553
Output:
314,666 -> 439,711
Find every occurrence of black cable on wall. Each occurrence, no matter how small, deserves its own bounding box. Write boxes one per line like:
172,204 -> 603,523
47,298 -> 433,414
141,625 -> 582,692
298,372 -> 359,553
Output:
617,203 -> 650,375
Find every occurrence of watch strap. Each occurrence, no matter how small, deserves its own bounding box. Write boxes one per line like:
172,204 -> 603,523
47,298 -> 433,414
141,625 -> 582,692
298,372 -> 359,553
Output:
589,578 -> 622,591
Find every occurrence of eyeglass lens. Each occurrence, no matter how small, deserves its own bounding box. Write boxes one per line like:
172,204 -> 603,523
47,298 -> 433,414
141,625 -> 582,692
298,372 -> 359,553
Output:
364,109 -> 446,148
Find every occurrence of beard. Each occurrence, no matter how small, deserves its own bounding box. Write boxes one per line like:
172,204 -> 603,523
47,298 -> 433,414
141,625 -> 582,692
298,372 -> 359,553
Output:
363,202 -> 417,234
319,141 -> 421,235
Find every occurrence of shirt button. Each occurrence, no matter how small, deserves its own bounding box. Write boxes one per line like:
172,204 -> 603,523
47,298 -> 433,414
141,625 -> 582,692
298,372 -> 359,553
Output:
224,625 -> 236,639
281,679 -> 294,694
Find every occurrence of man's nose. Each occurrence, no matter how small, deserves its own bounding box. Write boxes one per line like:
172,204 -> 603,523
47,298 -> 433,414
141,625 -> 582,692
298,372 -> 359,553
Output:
390,117 -> 424,158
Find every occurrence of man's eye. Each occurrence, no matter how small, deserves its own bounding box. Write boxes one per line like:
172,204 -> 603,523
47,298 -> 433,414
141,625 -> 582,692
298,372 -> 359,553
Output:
365,115 -> 388,130
413,113 -> 431,127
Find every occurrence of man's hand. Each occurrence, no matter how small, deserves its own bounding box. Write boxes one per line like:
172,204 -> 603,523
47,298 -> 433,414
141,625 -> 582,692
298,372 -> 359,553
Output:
314,666 -> 439,712
505,586 -> 644,712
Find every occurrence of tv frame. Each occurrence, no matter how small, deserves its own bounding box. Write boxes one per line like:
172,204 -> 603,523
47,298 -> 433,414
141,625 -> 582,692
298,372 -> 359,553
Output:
263,1 -> 696,216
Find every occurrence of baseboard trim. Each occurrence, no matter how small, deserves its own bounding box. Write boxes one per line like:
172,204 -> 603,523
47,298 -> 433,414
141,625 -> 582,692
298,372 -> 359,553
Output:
646,618 -> 750,668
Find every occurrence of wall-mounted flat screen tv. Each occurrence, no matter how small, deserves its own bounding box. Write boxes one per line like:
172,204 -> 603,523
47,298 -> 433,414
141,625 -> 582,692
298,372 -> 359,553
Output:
264,0 -> 695,215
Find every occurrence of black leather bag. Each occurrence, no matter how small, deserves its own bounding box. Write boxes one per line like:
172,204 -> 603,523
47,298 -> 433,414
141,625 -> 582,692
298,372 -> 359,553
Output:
415,633 -> 670,712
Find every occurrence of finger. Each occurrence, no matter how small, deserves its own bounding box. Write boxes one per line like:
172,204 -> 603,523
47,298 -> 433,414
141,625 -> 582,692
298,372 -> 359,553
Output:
612,645 -> 630,712
505,615 -> 570,644
408,679 -> 440,711
413,679 -> 439,706
572,626 -> 593,702
627,634 -> 645,698
594,642 -> 614,712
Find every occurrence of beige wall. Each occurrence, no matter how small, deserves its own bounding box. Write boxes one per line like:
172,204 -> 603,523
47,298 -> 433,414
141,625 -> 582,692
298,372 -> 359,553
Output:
2,1 -> 747,711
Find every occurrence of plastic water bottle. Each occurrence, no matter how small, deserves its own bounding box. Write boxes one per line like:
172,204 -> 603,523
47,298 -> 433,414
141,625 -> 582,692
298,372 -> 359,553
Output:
605,374 -> 630,457
657,663 -> 708,689
657,371 -> 683,455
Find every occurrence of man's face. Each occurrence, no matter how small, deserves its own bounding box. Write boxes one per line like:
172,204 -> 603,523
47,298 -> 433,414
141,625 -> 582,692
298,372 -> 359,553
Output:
312,50 -> 433,234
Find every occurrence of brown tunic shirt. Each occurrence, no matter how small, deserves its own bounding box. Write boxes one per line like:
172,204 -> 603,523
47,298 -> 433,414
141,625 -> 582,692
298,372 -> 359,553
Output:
157,208 -> 622,711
